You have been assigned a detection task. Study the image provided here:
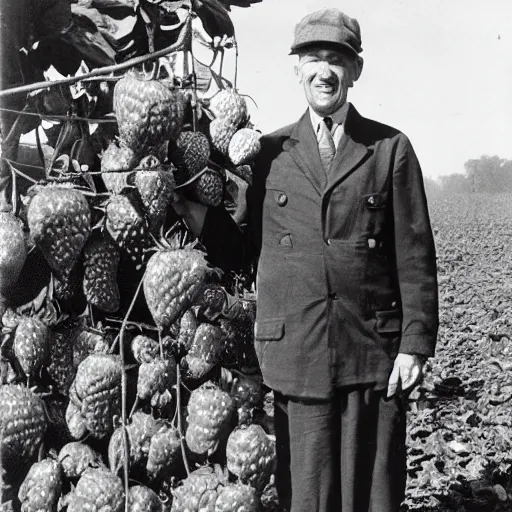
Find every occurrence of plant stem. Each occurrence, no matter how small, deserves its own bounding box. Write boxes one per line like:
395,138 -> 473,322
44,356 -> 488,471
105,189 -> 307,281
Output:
188,51 -> 198,133
1,160 -> 39,184
174,166 -> 208,190
105,317 -> 159,332
2,160 -> 19,215
119,273 -> 145,512
88,304 -> 95,327
233,37 -> 239,89
0,16 -> 192,99
219,49 -> 225,79
35,126 -> 45,170
0,106 -> 118,124
108,333 -> 120,354
129,397 -> 139,420
176,363 -> 190,476
46,120 -> 73,178
158,329 -> 165,359
10,165 -> 17,216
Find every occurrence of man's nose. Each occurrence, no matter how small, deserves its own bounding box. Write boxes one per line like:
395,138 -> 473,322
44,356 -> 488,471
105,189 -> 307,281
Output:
316,61 -> 333,78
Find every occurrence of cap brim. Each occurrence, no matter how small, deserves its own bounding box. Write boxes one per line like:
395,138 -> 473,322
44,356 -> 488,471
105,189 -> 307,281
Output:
290,41 -> 360,56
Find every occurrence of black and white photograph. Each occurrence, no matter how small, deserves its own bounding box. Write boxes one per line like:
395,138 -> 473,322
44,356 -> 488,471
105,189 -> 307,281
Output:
0,1 -> 511,511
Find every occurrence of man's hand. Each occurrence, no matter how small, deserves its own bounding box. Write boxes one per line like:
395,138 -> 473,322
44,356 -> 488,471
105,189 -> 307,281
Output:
387,353 -> 426,398
170,192 -> 208,238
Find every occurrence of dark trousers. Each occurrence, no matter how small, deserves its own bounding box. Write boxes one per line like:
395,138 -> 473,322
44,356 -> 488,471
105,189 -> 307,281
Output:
273,387 -> 407,512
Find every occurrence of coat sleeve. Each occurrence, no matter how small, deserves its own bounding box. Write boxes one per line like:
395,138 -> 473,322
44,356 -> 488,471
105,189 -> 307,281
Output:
392,135 -> 439,357
199,205 -> 253,273
199,142 -> 269,275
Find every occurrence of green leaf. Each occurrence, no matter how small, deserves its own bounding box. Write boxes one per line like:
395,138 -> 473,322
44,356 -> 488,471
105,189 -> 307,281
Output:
60,13 -> 116,68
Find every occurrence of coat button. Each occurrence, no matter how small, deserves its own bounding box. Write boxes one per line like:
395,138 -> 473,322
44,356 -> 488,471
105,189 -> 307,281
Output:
277,193 -> 288,206
367,195 -> 376,206
328,292 -> 338,300
325,238 -> 331,245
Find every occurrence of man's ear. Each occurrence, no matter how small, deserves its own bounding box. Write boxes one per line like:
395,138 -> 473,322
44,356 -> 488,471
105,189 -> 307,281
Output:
294,63 -> 303,83
347,56 -> 363,88
353,56 -> 364,82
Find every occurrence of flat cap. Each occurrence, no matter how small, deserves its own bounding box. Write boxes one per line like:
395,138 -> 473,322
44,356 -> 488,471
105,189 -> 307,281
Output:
290,8 -> 362,56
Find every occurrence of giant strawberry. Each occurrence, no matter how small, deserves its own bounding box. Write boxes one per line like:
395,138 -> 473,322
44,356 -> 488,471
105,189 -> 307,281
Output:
131,334 -> 160,364
170,131 -> 210,178
167,308 -> 197,358
188,168 -> 224,208
67,354 -> 123,439
170,465 -> 254,512
18,458 -> 62,512
0,212 -> 26,316
171,465 -> 225,512
209,88 -> 248,127
230,373 -> 265,426
137,357 -> 176,402
58,442 -> 105,479
144,244 -> 211,329
108,412 -> 157,473
134,155 -> 176,234
14,316 -> 49,378
101,140 -> 138,194
226,424 -> 275,493
186,381 -> 235,456
114,73 -> 186,154
48,320 -> 79,394
73,326 -> 110,370
215,483 -> 259,512
128,485 -> 162,512
105,193 -> 151,267
65,401 -> 88,440
219,299 -> 258,368
0,385 -> 46,470
146,421 -> 181,482
182,323 -> 224,381
27,185 -> 91,277
66,468 -> 124,512
228,128 -> 261,166
53,263 -> 83,302
209,117 -> 237,156
82,233 -> 120,313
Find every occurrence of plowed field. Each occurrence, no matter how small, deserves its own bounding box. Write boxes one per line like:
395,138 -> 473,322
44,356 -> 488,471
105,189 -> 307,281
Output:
403,193 -> 512,511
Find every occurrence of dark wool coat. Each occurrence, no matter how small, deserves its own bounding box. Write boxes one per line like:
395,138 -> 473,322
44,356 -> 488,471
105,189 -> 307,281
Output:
202,104 -> 439,399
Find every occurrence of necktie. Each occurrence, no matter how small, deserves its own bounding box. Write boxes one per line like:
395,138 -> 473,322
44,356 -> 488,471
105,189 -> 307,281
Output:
318,117 -> 335,172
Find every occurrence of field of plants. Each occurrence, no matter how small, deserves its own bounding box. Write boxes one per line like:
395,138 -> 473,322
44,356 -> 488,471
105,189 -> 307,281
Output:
404,194 -> 512,511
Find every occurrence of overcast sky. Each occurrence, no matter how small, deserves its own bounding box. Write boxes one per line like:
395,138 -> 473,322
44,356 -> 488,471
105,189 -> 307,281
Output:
222,0 -> 512,178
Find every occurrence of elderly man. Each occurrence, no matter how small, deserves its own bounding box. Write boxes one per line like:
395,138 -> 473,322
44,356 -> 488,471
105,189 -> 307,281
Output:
173,8 -> 438,512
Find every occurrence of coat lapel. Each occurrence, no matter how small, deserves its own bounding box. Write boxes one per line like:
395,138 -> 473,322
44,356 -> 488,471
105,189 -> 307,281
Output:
325,104 -> 372,193
283,111 -> 325,195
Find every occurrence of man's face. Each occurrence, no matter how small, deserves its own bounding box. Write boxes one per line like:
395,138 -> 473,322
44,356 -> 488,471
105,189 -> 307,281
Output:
296,46 -> 362,116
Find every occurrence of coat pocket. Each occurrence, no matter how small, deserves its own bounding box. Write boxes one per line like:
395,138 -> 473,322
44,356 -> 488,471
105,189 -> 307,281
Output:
255,317 -> 285,342
362,192 -> 386,210
375,310 -> 401,359
256,250 -> 291,318
375,310 -> 402,335
361,192 -> 389,238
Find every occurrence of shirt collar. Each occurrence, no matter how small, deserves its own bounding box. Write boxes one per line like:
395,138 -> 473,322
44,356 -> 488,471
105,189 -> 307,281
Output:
309,102 -> 350,132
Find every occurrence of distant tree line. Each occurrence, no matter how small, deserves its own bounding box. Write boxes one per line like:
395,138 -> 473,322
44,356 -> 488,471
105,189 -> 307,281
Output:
424,156 -> 512,198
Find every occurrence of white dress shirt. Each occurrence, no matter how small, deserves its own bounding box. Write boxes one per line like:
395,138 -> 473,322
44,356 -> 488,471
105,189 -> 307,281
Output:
309,102 -> 350,150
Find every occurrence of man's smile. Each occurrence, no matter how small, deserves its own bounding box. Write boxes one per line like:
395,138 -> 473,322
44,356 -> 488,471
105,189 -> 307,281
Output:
312,82 -> 337,94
